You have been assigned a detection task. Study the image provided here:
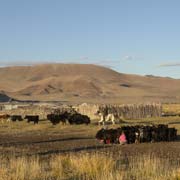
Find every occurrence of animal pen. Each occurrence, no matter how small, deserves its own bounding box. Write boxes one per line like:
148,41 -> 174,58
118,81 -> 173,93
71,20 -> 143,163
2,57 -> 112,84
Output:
76,103 -> 162,120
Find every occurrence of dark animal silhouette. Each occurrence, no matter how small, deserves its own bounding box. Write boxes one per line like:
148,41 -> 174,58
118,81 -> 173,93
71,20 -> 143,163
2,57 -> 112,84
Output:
24,115 -> 39,124
10,115 -> 23,122
47,111 -> 69,125
96,128 -> 121,144
68,113 -> 91,125
0,114 -> 10,119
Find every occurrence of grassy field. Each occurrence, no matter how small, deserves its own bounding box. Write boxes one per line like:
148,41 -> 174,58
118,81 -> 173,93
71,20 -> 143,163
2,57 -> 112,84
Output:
0,111 -> 180,179
163,103 -> 180,114
0,152 -> 180,180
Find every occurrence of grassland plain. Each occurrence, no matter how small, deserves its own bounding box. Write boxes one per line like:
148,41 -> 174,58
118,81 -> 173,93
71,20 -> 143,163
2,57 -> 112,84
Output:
0,152 -> 180,180
0,114 -> 180,179
163,103 -> 180,114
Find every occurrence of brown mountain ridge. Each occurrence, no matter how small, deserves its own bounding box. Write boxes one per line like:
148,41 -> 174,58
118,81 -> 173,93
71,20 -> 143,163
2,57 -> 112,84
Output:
0,63 -> 180,104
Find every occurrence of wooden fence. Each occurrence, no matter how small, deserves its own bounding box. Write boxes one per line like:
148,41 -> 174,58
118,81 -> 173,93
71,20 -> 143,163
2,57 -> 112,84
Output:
76,103 -> 162,120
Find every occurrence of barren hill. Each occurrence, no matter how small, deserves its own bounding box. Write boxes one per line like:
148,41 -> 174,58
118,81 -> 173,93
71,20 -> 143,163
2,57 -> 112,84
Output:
0,63 -> 180,104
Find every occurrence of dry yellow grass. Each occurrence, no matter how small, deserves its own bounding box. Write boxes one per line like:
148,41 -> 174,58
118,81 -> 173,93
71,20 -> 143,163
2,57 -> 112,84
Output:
163,103 -> 180,114
0,152 -> 180,180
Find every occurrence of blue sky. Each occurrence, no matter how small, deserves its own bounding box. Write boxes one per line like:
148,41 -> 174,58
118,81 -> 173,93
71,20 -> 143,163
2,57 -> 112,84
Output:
0,0 -> 180,78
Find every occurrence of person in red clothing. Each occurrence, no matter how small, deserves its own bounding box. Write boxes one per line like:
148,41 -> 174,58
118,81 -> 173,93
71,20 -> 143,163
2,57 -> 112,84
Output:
119,131 -> 127,145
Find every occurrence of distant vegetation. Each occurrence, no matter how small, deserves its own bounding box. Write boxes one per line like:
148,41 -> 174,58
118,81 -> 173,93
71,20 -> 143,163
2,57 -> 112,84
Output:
163,104 -> 180,115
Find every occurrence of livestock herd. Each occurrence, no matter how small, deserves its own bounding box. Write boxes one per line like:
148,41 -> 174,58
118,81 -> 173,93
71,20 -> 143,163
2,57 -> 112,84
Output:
0,114 -> 40,124
0,111 -> 178,145
0,111 -> 91,125
96,124 -> 177,144
47,111 -> 90,125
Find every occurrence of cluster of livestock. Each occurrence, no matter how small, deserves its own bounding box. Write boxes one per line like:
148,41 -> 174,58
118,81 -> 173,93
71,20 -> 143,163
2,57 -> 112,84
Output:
0,111 -> 91,125
0,114 -> 39,124
47,111 -> 90,125
96,124 -> 177,144
0,108 -> 179,146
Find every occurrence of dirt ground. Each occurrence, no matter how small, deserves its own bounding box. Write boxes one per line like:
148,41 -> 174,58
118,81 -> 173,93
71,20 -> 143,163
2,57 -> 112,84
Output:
0,117 -> 180,160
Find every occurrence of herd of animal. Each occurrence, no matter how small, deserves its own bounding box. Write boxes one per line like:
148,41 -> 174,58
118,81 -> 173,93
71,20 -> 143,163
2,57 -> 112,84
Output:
0,111 -> 91,125
96,124 -> 177,144
0,114 -> 41,124
47,111 -> 90,125
0,112 -> 178,145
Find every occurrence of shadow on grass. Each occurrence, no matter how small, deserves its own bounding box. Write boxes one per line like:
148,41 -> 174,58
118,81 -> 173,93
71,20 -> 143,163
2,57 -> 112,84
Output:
0,137 -> 94,147
37,144 -> 112,156
168,121 -> 180,125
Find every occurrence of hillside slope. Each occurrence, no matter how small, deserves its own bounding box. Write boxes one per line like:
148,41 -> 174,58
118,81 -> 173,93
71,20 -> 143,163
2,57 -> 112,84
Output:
0,63 -> 180,103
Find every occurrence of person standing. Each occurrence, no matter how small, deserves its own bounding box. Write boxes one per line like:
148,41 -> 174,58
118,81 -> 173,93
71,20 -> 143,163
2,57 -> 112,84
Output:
119,131 -> 127,145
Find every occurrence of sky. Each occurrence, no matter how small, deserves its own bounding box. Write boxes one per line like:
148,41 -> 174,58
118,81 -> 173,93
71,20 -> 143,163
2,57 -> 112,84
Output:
0,0 -> 180,78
